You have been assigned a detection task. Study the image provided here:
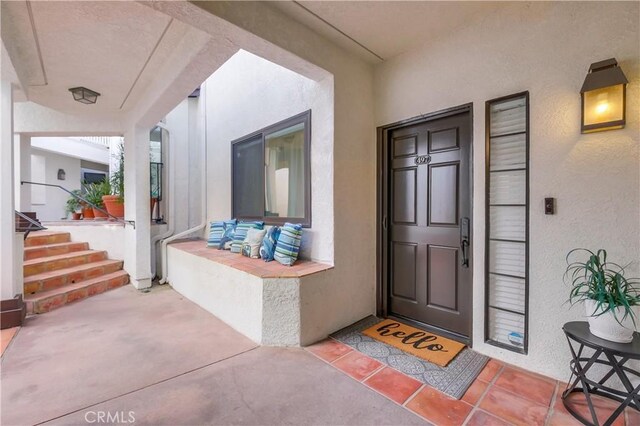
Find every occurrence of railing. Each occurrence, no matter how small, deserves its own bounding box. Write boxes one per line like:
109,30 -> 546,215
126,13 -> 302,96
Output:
21,181 -> 135,228
15,210 -> 47,239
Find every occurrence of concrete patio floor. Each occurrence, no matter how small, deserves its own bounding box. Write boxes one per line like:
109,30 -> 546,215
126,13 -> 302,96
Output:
3,284 -> 638,426
0,285 -> 424,425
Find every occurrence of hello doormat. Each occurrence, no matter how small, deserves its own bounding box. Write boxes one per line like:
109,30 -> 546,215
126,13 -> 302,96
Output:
362,319 -> 465,367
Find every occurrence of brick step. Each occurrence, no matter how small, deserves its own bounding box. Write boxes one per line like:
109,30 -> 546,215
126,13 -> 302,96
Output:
25,270 -> 130,314
23,250 -> 107,277
24,241 -> 90,261
24,259 -> 124,295
24,231 -> 71,247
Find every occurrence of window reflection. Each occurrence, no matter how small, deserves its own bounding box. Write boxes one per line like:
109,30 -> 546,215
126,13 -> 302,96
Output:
264,123 -> 305,219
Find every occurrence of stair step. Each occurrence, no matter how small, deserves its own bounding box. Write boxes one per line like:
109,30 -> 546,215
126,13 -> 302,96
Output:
24,259 -> 124,295
24,241 -> 90,261
25,270 -> 130,314
24,231 -> 71,247
23,250 -> 107,277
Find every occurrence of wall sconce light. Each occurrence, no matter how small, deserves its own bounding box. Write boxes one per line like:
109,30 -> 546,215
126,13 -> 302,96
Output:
57,169 -> 66,180
68,86 -> 101,104
580,58 -> 628,133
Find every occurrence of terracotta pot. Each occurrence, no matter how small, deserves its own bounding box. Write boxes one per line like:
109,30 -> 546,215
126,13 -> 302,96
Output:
82,207 -> 94,220
93,207 -> 108,220
102,195 -> 125,218
71,212 -> 82,220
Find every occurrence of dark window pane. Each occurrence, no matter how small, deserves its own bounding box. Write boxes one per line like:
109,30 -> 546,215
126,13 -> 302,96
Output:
233,137 -> 263,217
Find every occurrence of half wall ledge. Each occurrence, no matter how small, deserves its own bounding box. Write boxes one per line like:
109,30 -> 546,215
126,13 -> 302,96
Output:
166,239 -> 335,346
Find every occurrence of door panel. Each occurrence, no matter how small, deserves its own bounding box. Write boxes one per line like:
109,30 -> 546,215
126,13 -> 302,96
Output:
385,110 -> 472,338
391,242 -> 418,301
393,134 -> 418,158
429,163 -> 459,226
428,246 -> 458,311
393,168 -> 417,224
429,128 -> 459,152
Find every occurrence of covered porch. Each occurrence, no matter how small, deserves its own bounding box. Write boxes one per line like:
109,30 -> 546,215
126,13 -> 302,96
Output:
4,285 -> 637,425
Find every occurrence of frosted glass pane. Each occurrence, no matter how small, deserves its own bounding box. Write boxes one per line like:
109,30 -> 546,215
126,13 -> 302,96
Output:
489,241 -> 525,277
490,97 -> 526,136
488,307 -> 525,348
489,275 -> 525,314
490,206 -> 525,241
489,170 -> 526,205
490,133 -> 526,171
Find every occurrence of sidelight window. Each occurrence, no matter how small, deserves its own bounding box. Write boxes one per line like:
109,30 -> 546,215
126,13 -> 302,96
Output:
485,92 -> 529,354
232,110 -> 311,227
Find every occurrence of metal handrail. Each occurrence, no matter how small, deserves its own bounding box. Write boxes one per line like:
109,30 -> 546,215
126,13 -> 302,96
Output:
21,181 -> 135,228
15,210 -> 47,239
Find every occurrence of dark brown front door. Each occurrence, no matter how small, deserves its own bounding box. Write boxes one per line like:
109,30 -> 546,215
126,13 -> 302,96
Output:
383,108 -> 472,340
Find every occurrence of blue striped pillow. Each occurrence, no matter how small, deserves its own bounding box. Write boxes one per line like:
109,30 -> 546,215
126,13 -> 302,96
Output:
207,221 -> 225,248
259,226 -> 281,262
274,223 -> 303,266
217,219 -> 238,250
230,221 -> 264,253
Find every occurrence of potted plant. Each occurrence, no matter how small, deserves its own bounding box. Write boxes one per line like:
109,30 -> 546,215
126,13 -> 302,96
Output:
84,181 -> 111,220
65,190 -> 83,220
103,143 -> 124,218
80,181 -> 95,220
566,248 -> 640,343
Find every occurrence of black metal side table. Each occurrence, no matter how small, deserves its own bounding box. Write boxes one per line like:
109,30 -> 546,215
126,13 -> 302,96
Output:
562,321 -> 640,426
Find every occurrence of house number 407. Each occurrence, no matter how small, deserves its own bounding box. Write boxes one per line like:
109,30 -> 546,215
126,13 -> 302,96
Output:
415,155 -> 431,165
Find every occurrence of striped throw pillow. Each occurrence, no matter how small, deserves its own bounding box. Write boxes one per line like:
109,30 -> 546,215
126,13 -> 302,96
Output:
259,226 -> 281,262
208,219 -> 236,248
207,221 -> 225,248
230,221 -> 264,253
274,223 -> 303,266
218,219 -> 238,250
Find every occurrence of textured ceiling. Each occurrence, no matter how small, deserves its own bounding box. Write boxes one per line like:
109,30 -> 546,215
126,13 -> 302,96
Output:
1,1 -> 189,113
271,1 -> 504,63
2,1 -> 509,113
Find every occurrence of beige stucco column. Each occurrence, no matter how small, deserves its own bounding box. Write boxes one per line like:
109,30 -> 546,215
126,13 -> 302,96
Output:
14,133 -> 30,211
0,79 -> 20,300
123,125 -> 152,289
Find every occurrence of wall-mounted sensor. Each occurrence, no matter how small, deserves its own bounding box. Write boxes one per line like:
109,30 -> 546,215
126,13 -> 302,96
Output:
545,198 -> 555,215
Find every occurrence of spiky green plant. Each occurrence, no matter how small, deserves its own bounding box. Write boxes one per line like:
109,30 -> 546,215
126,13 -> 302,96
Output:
565,249 -> 640,327
83,181 -> 110,209
65,190 -> 83,215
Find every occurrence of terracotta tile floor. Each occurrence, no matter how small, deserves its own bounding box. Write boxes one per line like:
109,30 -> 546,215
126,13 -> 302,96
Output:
1,327 -> 20,357
306,338 -> 639,425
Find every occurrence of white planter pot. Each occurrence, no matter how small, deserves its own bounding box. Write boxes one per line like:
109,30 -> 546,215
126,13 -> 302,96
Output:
585,299 -> 636,343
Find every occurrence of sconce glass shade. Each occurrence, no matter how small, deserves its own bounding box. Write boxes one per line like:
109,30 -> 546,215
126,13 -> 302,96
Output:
581,58 -> 627,133
68,87 -> 100,104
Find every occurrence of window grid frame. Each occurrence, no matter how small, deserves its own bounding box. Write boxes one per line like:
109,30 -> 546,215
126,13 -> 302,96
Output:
484,92 -> 530,355
231,110 -> 312,228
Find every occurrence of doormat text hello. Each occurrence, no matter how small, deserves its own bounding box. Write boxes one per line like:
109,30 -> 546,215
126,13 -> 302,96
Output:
362,319 -> 465,367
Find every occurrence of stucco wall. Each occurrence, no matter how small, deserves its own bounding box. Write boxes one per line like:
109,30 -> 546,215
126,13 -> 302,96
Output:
45,224 -> 126,261
374,1 -> 640,381
204,50 -> 334,264
167,245 -> 265,342
31,136 -> 110,165
30,147 -> 82,221
152,0 -> 377,339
